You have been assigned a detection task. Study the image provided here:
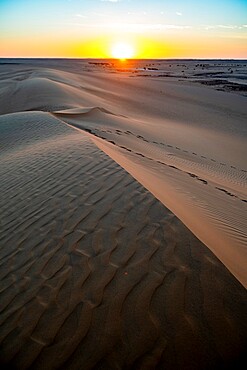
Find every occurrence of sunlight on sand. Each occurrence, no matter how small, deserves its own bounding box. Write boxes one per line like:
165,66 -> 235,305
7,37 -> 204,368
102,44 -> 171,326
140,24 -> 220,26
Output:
0,59 -> 246,369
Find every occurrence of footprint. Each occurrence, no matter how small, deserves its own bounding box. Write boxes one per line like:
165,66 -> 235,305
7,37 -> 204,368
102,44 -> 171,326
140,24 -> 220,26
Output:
188,172 -> 207,184
216,187 -> 236,198
198,178 -> 208,184
136,152 -> 145,157
168,165 -> 179,170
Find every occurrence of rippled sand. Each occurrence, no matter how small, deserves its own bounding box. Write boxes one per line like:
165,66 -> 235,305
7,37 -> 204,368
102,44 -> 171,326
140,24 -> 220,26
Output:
0,59 -> 247,369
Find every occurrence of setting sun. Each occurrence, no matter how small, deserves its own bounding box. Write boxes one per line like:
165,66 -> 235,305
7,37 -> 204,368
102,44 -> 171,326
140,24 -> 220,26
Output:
111,42 -> 134,60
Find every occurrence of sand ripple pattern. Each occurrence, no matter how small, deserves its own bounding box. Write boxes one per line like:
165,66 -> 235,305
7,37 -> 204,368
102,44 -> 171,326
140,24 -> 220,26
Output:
0,112 -> 247,369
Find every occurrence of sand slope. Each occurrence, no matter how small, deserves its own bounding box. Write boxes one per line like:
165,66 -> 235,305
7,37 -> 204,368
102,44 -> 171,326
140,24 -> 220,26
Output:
51,73 -> 247,287
0,60 -> 247,369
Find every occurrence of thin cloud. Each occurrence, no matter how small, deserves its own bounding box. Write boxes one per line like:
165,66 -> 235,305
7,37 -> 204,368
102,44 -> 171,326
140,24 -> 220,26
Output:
203,24 -> 242,30
217,24 -> 238,29
176,12 -> 182,16
87,23 -> 193,31
75,14 -> 87,18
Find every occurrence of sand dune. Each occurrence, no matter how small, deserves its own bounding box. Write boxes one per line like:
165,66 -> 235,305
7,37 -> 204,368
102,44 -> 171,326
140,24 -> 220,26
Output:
53,92 -> 247,287
0,60 -> 247,369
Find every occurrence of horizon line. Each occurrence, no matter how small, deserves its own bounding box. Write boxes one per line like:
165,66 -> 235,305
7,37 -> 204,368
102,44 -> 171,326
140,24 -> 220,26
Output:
1,57 -> 247,61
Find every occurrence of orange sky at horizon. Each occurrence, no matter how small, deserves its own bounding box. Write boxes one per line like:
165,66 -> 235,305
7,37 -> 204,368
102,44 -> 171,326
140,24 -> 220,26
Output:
1,32 -> 246,59
0,0 -> 247,59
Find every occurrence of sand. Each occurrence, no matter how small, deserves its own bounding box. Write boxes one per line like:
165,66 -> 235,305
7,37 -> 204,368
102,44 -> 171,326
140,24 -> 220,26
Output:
0,59 -> 247,369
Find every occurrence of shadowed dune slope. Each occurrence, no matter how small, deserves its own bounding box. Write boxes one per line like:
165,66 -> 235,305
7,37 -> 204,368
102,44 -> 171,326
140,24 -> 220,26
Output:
0,111 -> 247,370
0,62 -> 247,369
0,64 -> 246,287
54,104 -> 247,288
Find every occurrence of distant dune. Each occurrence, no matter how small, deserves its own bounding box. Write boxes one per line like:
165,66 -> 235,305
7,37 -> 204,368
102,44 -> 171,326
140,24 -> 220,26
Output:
0,59 -> 247,369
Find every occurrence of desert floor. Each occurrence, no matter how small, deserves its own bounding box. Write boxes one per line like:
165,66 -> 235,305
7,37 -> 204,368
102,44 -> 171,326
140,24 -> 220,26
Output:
0,59 -> 247,369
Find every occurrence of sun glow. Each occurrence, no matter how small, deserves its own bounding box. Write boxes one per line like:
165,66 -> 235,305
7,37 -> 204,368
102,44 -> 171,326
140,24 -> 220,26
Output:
111,42 -> 134,60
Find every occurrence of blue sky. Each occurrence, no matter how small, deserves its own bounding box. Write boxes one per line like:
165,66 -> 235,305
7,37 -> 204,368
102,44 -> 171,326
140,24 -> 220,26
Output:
0,0 -> 246,57
1,0 -> 246,28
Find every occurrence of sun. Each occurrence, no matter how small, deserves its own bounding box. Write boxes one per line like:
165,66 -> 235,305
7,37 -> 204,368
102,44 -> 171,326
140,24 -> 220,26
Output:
111,42 -> 134,60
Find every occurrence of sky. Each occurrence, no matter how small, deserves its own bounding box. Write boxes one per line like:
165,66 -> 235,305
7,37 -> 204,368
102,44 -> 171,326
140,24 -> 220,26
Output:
0,0 -> 247,58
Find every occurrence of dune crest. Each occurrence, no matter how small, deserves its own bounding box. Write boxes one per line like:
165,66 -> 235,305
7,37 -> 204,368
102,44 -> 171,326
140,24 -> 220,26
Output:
50,79 -> 247,287
1,62 -> 246,288
0,60 -> 247,369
